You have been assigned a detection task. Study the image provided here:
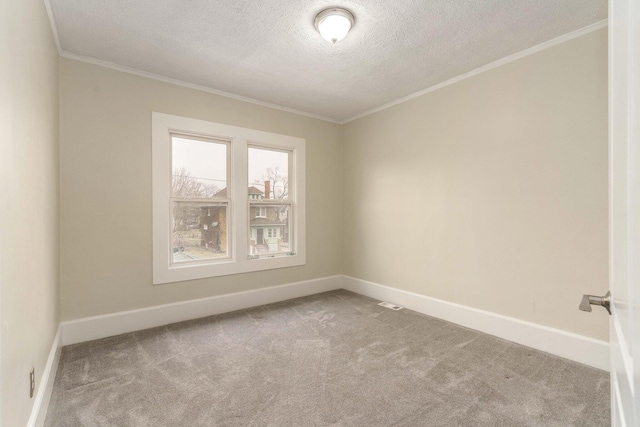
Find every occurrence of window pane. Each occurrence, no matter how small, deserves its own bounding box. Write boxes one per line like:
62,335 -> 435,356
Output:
172,201 -> 228,263
248,147 -> 289,200
249,204 -> 291,256
172,136 -> 227,198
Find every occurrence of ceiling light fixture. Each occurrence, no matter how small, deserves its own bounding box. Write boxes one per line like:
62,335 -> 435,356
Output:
314,7 -> 355,44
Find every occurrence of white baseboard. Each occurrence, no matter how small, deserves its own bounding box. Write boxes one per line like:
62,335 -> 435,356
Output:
32,273 -> 608,427
59,273 -> 608,371
341,275 -> 609,371
27,325 -> 62,427
61,275 -> 342,346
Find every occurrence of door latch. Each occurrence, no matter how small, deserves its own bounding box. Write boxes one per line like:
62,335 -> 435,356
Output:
579,291 -> 611,315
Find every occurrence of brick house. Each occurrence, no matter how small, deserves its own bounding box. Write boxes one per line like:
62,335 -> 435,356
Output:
200,183 -> 288,255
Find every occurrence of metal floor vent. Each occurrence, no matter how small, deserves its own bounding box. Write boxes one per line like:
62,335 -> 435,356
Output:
378,301 -> 403,310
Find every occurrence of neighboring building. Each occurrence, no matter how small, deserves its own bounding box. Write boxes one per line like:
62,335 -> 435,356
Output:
246,182 -> 288,254
172,183 -> 289,259
249,204 -> 287,253
202,184 -> 289,255
199,204 -> 227,253
196,186 -> 266,255
248,186 -> 263,199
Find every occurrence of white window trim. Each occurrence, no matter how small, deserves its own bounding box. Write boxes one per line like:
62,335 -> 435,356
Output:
255,206 -> 267,218
152,112 -> 306,285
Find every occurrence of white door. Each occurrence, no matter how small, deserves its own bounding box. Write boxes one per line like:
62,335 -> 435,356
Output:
609,0 -> 639,425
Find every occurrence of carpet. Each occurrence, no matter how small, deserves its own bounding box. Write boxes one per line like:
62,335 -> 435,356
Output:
44,290 -> 610,426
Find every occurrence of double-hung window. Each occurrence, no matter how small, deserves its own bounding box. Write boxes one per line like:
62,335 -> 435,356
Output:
255,207 -> 267,218
152,113 -> 305,284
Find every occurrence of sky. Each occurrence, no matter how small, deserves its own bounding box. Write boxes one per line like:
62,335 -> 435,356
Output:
172,136 -> 288,195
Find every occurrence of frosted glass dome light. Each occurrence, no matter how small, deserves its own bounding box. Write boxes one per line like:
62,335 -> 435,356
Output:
314,8 -> 355,44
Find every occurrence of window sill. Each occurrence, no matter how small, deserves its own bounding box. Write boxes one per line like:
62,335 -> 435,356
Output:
153,253 -> 306,285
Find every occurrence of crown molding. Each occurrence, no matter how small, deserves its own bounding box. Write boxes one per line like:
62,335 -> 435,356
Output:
58,51 -> 341,124
43,0 -> 606,126
341,19 -> 608,124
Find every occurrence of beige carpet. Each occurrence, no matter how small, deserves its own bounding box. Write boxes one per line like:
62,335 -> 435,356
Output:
45,290 -> 610,426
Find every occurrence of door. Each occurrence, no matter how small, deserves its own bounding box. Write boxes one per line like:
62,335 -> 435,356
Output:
257,228 -> 264,246
609,0 -> 639,425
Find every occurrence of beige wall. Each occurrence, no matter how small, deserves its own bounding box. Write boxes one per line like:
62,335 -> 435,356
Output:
59,59 -> 342,320
342,29 -> 609,341
0,0 -> 60,426
60,28 -> 608,343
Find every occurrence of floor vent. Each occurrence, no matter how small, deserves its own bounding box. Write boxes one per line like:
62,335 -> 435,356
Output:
378,301 -> 403,310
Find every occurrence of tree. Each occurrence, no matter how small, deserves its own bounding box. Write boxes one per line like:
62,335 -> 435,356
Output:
172,166 -> 219,198
253,166 -> 288,200
172,167 -> 220,233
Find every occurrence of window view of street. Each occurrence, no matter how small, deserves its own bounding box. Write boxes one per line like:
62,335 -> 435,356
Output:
248,203 -> 290,255
171,201 -> 228,263
170,137 -> 293,263
171,136 -> 228,263
248,147 -> 291,256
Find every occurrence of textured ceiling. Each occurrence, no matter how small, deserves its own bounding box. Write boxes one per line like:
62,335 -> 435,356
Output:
49,0 -> 607,122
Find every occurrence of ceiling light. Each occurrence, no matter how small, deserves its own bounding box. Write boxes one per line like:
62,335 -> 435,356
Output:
314,8 -> 355,44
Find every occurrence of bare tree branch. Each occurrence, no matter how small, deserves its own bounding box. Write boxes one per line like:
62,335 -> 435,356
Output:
172,167 -> 220,232
252,166 -> 288,200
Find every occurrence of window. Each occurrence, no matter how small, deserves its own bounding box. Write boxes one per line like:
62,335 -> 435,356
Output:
248,146 -> 292,257
152,113 -> 306,284
171,136 -> 229,263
